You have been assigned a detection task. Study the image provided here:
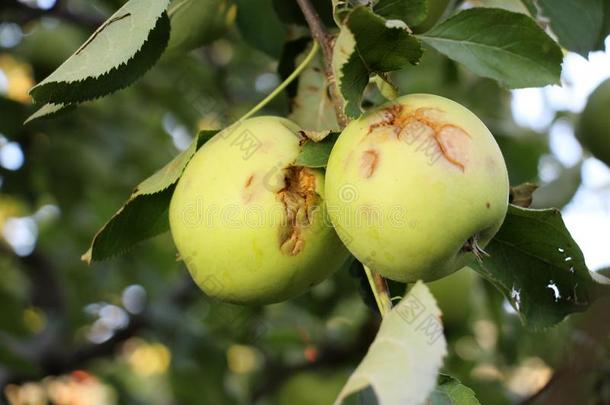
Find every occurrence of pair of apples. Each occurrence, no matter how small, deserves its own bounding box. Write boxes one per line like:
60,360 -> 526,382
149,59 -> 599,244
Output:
169,94 -> 510,304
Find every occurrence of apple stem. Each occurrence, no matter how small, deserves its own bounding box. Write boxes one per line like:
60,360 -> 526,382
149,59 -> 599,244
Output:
239,41 -> 320,121
364,265 -> 393,317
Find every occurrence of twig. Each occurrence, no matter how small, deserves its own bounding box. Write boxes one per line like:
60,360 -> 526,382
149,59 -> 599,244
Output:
295,0 -> 348,128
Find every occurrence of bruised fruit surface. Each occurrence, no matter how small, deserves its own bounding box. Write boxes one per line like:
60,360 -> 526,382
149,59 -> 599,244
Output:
577,78 -> 610,167
325,94 -> 509,283
169,117 -> 350,304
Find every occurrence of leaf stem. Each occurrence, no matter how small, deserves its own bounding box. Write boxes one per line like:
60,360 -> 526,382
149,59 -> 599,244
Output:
239,42 -> 320,121
364,265 -> 393,317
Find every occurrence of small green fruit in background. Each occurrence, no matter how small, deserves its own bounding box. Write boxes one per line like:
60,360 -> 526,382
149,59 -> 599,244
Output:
165,0 -> 237,55
577,78 -> 610,167
427,267 -> 476,327
275,370 -> 349,405
325,94 -> 509,283
169,117 -> 350,304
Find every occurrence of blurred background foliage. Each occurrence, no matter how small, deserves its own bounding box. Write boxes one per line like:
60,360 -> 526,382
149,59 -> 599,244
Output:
0,0 -> 609,404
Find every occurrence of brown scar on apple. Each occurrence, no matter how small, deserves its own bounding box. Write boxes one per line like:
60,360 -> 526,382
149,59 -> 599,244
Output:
244,174 -> 254,188
277,166 -> 319,256
360,149 -> 379,178
242,174 -> 256,203
367,104 -> 472,171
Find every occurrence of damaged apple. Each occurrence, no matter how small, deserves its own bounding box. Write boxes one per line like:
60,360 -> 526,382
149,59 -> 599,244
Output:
325,94 -> 509,283
169,117 -> 350,304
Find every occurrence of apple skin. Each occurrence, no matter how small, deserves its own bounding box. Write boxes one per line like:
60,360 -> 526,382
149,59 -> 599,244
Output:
325,94 -> 509,283
165,0 -> 237,54
577,78 -> 610,166
169,117 -> 350,305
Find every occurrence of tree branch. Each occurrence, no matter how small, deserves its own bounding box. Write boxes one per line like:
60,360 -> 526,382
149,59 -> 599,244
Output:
295,0 -> 348,128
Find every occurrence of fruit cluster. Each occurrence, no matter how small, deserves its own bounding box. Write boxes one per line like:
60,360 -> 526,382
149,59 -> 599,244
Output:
169,94 -> 509,304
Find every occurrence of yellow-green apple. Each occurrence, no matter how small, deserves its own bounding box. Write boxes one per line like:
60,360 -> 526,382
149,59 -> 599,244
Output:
325,94 -> 509,283
169,117 -> 349,304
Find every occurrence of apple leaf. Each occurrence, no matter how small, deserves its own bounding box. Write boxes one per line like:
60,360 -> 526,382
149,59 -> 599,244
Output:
28,0 -> 170,107
418,8 -> 563,88
374,0 -> 428,27
287,44 -> 340,132
535,0 -> 604,57
428,374 -> 480,405
472,205 -> 610,329
332,27 -> 369,118
83,130 -> 218,263
347,7 -> 422,72
295,133 -> 340,168
235,0 -> 287,58
334,281 -> 447,405
333,6 -> 423,117
24,103 -> 75,124
532,162 -> 582,209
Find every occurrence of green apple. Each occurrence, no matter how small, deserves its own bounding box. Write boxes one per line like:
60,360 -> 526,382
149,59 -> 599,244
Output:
427,267 -> 476,327
325,94 -> 509,283
577,78 -> 610,166
165,0 -> 237,55
169,117 -> 350,304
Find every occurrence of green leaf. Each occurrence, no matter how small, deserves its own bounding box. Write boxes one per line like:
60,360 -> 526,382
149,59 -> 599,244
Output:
24,103 -> 75,124
536,0 -> 604,57
472,205 -> 610,329
428,374 -> 480,405
532,161 -> 582,209
296,133 -> 340,168
347,7 -> 422,72
333,6 -> 423,117
334,281 -> 447,405
83,130 -> 218,263
332,26 -> 370,118
374,0 -> 428,27
235,0 -> 287,58
418,8 -> 563,88
29,0 -> 170,106
288,45 -> 340,132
